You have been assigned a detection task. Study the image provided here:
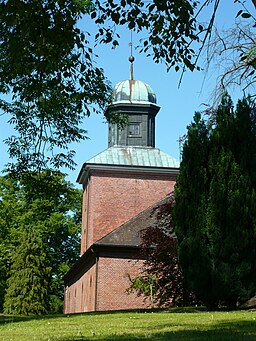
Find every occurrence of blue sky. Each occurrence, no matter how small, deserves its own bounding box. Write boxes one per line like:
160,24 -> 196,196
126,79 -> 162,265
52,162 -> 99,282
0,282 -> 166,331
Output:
0,1 -> 254,185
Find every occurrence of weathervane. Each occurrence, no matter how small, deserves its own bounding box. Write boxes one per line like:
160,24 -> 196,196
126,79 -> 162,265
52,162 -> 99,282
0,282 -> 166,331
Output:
128,31 -> 135,80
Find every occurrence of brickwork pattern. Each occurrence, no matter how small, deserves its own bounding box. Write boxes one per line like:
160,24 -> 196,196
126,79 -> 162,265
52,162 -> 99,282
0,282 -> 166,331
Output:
68,167 -> 176,313
64,260 -> 96,314
97,256 -> 150,311
80,186 -> 88,255
81,170 -> 175,253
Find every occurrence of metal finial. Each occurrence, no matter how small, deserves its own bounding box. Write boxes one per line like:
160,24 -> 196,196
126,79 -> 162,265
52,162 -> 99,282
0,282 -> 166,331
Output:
129,31 -> 135,80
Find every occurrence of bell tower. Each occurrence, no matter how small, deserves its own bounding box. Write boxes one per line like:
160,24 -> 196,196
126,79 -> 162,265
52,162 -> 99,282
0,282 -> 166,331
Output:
64,48 -> 180,314
105,55 -> 160,148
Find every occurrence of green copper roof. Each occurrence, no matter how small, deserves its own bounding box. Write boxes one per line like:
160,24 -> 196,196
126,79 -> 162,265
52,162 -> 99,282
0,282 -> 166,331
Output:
112,80 -> 157,104
85,146 -> 180,168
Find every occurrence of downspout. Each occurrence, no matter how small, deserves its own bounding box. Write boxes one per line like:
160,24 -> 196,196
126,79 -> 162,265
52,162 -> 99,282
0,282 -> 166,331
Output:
85,176 -> 90,251
94,253 -> 99,311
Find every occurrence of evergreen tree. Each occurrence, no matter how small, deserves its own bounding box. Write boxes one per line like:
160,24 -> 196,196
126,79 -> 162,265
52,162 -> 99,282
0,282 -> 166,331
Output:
174,95 -> 256,309
174,111 -> 211,303
0,171 -> 81,313
4,229 -> 50,315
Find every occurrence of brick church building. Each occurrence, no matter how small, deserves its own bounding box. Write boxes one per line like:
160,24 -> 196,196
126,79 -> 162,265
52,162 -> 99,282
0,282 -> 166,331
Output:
63,62 -> 179,313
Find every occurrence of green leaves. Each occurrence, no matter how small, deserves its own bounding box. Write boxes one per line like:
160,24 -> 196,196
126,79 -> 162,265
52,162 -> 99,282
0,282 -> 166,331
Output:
0,0 -> 112,172
92,0 -> 199,71
236,10 -> 252,19
127,274 -> 159,300
174,95 -> 256,309
4,229 -> 51,315
0,171 -> 82,314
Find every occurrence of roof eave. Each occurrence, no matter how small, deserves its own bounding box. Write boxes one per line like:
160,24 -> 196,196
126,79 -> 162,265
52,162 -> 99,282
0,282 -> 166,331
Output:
63,244 -> 141,283
105,102 -> 160,118
77,163 -> 179,185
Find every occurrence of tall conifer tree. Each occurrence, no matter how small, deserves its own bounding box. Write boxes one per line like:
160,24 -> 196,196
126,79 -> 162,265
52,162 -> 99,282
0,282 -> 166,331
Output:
175,95 -> 256,308
4,229 -> 50,315
174,111 -> 211,302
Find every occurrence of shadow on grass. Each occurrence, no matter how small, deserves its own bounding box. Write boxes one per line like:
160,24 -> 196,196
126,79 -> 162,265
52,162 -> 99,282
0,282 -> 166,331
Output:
1,310 -> 255,340
55,320 -> 256,341
0,313 -> 65,325
0,307 -> 206,325
55,319 -> 256,341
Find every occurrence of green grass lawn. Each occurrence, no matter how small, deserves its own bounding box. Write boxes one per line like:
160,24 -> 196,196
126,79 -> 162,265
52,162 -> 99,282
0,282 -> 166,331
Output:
0,308 -> 255,341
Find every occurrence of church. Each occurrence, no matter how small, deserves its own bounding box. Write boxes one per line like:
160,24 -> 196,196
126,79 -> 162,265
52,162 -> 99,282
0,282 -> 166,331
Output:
63,57 -> 180,313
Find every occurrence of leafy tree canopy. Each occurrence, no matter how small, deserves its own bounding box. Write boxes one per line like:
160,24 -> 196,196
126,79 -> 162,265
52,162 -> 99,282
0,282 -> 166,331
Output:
0,0 -> 255,172
0,171 -> 82,313
0,0 -> 111,172
91,1 -> 255,76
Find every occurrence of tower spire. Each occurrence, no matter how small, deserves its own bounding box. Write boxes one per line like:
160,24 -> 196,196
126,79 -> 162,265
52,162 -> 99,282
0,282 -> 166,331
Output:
128,31 -> 135,80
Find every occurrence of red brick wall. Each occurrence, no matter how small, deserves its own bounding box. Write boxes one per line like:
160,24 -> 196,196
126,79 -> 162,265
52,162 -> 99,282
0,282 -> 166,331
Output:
81,170 -> 176,253
97,256 -> 150,311
70,166 -> 176,313
64,258 -> 97,314
64,253 -> 150,313
80,186 -> 88,255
